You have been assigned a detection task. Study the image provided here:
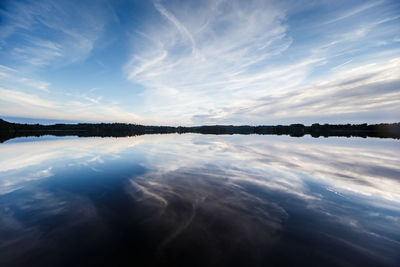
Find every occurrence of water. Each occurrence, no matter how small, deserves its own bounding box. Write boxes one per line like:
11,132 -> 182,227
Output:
0,134 -> 399,266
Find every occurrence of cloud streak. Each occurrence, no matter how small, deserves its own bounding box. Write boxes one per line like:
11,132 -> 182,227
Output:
124,0 -> 400,125
0,85 -> 142,123
125,0 -> 294,124
0,0 -> 399,124
0,0 -> 109,69
194,57 -> 400,124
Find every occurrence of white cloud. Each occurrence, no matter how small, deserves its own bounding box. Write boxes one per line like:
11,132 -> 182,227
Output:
153,0 -> 197,56
193,57 -> 400,124
0,0 -> 109,69
0,85 -> 143,123
0,87 -> 57,109
0,64 -> 51,92
123,0 -> 400,125
0,0 -> 398,124
324,0 -> 384,24
125,0 -> 293,124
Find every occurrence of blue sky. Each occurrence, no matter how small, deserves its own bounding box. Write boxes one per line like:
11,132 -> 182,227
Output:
0,0 -> 399,125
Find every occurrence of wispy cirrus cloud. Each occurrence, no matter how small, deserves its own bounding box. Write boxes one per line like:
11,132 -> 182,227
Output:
0,87 -> 57,109
193,57 -> 400,124
0,0 -> 399,124
125,0 -> 294,124
0,0 -> 144,123
0,60 -> 143,123
0,85 -> 142,123
0,0 -> 109,69
324,0 -> 385,24
0,65 -> 50,92
124,0 -> 400,125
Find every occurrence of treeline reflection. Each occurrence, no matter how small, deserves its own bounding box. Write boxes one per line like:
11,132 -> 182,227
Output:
1,118 -> 400,142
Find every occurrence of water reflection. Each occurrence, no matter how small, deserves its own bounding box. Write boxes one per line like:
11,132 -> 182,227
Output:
0,135 -> 399,266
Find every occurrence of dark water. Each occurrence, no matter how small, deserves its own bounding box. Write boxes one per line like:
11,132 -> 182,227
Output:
0,134 -> 399,266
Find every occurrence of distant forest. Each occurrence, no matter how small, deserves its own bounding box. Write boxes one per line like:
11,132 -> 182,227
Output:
1,118 -> 399,142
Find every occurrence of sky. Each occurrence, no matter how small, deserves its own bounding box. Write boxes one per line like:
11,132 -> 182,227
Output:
0,0 -> 399,125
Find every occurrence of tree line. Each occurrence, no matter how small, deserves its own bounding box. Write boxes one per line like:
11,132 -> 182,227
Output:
1,118 -> 399,142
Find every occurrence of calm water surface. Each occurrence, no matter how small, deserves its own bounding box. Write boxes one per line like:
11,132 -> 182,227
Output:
0,134 -> 399,266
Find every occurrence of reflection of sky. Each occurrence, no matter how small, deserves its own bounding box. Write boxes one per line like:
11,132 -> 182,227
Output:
0,135 -> 399,266
0,136 -> 144,194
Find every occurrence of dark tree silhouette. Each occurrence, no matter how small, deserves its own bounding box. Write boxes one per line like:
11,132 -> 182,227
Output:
1,118 -> 399,142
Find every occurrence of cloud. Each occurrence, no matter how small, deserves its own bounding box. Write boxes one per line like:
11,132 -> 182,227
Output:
324,0 -> 384,24
125,0 -> 293,124
0,0 -> 109,69
192,57 -> 400,124
0,87 -> 57,109
123,0 -> 400,125
0,85 -> 143,123
0,1 -> 146,124
0,65 -> 51,92
11,39 -> 63,67
0,62 -> 144,123
0,0 -> 399,124
153,0 -> 197,56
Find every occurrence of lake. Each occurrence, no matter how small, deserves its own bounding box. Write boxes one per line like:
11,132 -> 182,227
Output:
0,134 -> 399,266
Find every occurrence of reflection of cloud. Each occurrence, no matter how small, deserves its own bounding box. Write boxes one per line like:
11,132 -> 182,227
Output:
0,190 -> 103,264
123,134 -> 400,265
128,180 -> 168,206
0,135 -> 399,265
0,136 -> 145,194
241,138 -> 400,206
2,134 -> 399,207
126,134 -> 400,214
126,166 -> 288,255
0,167 -> 54,194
